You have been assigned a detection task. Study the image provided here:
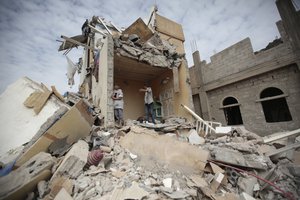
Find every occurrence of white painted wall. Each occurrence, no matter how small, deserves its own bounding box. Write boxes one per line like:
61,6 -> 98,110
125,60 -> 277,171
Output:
0,77 -> 66,157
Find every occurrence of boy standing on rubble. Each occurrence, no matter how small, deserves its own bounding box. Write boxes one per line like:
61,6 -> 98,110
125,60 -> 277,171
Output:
139,85 -> 156,124
112,85 -> 124,126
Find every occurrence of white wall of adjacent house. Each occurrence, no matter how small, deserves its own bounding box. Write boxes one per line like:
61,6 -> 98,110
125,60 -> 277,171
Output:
0,77 -> 66,161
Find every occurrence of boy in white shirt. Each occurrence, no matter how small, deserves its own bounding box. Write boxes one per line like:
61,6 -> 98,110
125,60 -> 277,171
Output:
139,85 -> 156,124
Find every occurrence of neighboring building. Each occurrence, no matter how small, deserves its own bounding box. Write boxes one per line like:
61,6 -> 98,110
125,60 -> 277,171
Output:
189,0 -> 300,135
59,7 -> 194,127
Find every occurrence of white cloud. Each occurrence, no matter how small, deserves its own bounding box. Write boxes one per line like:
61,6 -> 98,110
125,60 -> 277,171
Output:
0,0 -> 285,93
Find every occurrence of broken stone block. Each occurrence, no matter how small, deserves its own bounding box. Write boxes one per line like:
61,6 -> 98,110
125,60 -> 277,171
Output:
120,34 -> 129,41
47,176 -> 73,199
129,152 -> 138,160
226,168 -> 240,186
16,100 -> 93,168
0,152 -> 55,200
50,140 -> 89,181
213,147 -> 246,166
122,44 -> 142,57
210,136 -> 228,144
37,180 -> 49,198
120,131 -> 209,173
146,33 -> 163,47
122,182 -> 149,200
240,192 -> 257,200
225,142 -> 256,153
188,129 -> 205,145
118,48 -> 138,59
206,162 -> 225,174
188,174 -> 208,188
243,154 -> 269,170
111,170 -> 126,178
163,178 -> 172,188
53,188 -> 73,200
215,126 -> 232,136
48,136 -> 72,157
163,190 -> 189,199
210,173 -> 225,192
152,54 -> 169,67
287,165 -> 300,177
237,176 -> 258,196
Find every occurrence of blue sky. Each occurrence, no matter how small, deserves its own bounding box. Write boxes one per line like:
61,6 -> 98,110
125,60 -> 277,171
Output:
0,0 -> 296,94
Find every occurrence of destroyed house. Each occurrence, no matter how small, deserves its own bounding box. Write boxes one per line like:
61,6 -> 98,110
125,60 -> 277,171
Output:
189,0 -> 300,136
59,8 -> 194,127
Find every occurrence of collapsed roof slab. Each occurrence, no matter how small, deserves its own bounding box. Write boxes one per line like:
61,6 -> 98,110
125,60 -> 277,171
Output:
114,55 -> 169,82
58,34 -> 87,51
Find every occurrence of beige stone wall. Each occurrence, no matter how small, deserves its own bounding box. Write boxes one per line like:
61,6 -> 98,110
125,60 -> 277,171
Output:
153,14 -> 194,120
207,64 -> 300,135
201,37 -> 293,85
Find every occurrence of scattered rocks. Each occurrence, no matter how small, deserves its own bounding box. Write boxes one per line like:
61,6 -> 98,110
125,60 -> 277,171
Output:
2,114 -> 299,200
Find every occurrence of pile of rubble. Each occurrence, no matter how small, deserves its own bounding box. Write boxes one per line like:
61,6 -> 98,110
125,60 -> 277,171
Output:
114,31 -> 185,68
0,78 -> 300,200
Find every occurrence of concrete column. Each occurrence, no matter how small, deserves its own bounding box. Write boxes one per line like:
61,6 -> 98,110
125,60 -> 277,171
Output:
192,51 -> 210,120
106,35 -> 115,127
276,0 -> 300,51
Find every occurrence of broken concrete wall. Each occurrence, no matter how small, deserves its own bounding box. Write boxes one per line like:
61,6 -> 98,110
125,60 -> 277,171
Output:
199,38 -> 293,85
0,77 -> 67,157
155,13 -> 185,42
0,152 -> 55,200
79,47 -> 90,97
15,99 -> 94,167
90,34 -> 115,128
154,14 -> 194,121
201,38 -> 255,84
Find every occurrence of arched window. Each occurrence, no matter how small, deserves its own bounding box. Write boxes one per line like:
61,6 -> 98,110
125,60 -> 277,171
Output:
259,87 -> 292,122
222,97 -> 243,125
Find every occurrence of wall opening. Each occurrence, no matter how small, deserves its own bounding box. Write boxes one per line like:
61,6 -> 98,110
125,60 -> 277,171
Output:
222,97 -> 243,125
260,87 -> 292,122
114,55 -> 172,121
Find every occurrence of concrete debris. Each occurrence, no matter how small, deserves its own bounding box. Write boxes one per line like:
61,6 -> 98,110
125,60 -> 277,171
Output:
163,178 -> 173,188
0,152 -> 55,200
210,172 -> 225,192
122,182 -> 149,200
129,152 -> 138,160
237,176 -> 258,196
188,129 -> 205,145
51,140 -> 89,180
114,30 -> 185,68
240,192 -> 257,200
0,77 -> 67,158
215,126 -> 233,135
1,81 -> 299,200
37,180 -> 49,198
53,188 -> 73,200
163,190 -> 189,199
